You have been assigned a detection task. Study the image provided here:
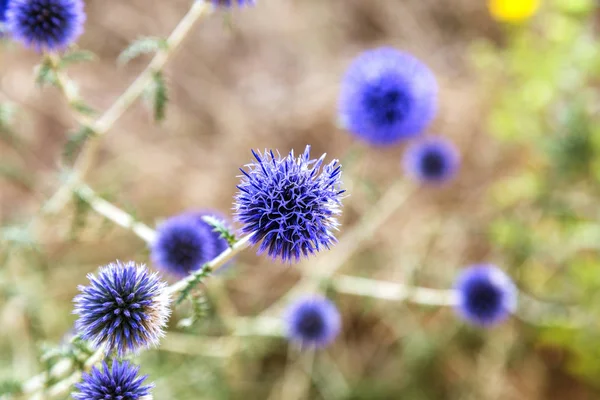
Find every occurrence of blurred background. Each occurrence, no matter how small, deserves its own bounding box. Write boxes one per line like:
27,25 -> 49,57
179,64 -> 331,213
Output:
2,0 -> 600,398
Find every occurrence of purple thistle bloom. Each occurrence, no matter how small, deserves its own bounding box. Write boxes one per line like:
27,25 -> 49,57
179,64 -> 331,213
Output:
6,0 -> 85,51
0,0 -> 9,24
402,136 -> 460,184
73,261 -> 170,356
454,265 -> 517,327
73,360 -> 152,400
151,212 -> 229,278
338,47 -> 438,146
234,145 -> 345,263
212,0 -> 255,7
285,296 -> 341,348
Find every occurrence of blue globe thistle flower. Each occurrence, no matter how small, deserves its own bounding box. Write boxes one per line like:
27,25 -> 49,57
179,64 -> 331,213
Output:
285,296 -> 341,348
402,136 -> 460,184
6,0 -> 85,51
0,0 -> 9,24
338,47 -> 438,146
234,145 -> 345,263
73,361 -> 152,400
212,0 -> 255,7
454,265 -> 517,327
73,261 -> 170,356
151,212 -> 229,278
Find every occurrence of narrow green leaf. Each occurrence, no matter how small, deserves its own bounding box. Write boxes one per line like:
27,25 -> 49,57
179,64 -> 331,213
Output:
70,100 -> 98,116
202,215 -> 236,247
176,266 -> 213,305
59,50 -> 96,68
118,37 -> 168,65
146,70 -> 168,122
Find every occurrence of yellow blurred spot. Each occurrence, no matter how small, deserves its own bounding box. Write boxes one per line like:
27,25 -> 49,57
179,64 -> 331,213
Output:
489,0 -> 540,22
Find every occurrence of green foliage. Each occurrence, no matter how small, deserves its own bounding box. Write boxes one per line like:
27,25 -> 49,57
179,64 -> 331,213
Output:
202,215 -> 237,248
176,266 -> 213,305
0,379 -> 22,397
117,37 -> 168,65
177,292 -> 211,329
58,50 -> 96,69
476,0 -> 600,386
70,100 -> 98,117
145,70 -> 169,122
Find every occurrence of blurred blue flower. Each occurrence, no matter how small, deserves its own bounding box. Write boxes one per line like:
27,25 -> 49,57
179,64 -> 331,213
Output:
73,360 -> 152,400
0,0 -> 9,23
402,136 -> 459,184
338,47 -> 438,146
285,296 -> 341,348
234,145 -> 344,262
212,0 -> 255,7
73,261 -> 170,356
6,0 -> 85,51
454,265 -> 517,327
151,212 -> 229,278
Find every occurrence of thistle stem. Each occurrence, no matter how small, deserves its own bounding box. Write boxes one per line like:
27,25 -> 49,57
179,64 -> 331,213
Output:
42,0 -> 213,216
74,184 -> 156,243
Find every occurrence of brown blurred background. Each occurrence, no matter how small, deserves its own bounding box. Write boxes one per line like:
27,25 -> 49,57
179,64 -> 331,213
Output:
1,0 -> 597,399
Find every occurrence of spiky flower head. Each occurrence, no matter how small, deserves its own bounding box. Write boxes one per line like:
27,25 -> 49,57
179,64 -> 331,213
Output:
234,145 -> 344,262
151,212 -> 230,279
73,261 -> 170,356
6,0 -> 85,51
454,265 -> 517,327
285,296 -> 341,348
212,0 -> 255,7
73,360 -> 152,400
338,47 -> 438,146
402,136 -> 460,184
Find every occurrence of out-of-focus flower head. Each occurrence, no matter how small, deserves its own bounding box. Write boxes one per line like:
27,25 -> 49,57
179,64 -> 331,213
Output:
338,47 -> 438,146
151,212 -> 230,278
402,136 -> 460,184
212,0 -> 255,8
454,264 -> 517,327
285,296 -> 341,348
6,0 -> 85,51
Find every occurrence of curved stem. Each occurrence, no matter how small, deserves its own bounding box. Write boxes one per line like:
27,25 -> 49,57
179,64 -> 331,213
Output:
42,0 -> 213,216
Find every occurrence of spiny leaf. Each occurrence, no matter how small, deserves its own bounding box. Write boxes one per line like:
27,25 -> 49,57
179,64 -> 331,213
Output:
176,266 -> 213,305
59,50 -> 96,69
177,292 -> 210,329
118,37 -> 168,65
202,215 -> 236,247
144,70 -> 168,122
62,125 -> 95,164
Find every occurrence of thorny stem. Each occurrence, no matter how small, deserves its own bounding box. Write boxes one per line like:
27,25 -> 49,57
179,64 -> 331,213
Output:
42,0 -> 213,216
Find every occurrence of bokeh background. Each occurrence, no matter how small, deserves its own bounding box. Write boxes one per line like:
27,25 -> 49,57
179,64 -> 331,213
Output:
2,0 -> 600,398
